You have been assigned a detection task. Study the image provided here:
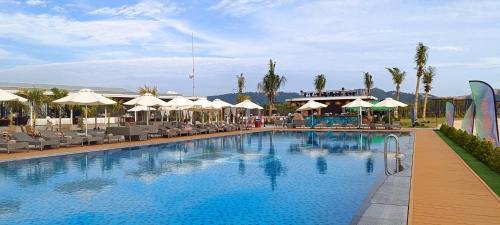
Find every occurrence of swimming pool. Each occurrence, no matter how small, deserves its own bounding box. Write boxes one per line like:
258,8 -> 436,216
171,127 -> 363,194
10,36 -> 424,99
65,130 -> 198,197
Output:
0,131 -> 412,225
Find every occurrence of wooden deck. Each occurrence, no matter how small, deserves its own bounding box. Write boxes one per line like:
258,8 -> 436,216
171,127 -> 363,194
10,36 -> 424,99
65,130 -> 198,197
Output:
409,129 -> 500,225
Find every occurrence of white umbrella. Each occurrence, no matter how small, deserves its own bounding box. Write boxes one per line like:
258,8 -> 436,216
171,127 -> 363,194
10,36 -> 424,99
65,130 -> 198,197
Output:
127,105 -> 157,112
189,98 -> 216,124
342,98 -> 373,128
234,100 -> 263,125
212,99 -> 233,122
124,93 -> 167,125
0,89 -> 27,102
234,99 -> 263,109
165,96 -> 195,122
0,89 -> 27,126
297,100 -> 327,111
296,100 -> 327,127
372,97 -> 408,124
53,89 -> 116,135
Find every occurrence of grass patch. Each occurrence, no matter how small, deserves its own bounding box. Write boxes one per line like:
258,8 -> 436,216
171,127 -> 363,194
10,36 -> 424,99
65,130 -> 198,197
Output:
436,130 -> 500,196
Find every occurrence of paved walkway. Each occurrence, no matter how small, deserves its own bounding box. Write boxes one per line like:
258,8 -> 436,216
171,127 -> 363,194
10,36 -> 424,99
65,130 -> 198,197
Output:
409,129 -> 500,225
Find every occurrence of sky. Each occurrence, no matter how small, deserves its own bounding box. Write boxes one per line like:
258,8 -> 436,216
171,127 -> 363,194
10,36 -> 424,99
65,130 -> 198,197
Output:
0,0 -> 499,97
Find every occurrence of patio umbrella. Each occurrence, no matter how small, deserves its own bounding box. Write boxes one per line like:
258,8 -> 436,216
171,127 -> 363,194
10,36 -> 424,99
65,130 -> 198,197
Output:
234,100 -> 263,125
212,99 -> 233,122
0,89 -> 28,102
342,98 -> 373,128
0,89 -> 27,126
372,98 -> 408,124
53,89 -> 116,136
188,98 -> 216,124
127,105 -> 157,112
297,100 -> 327,126
165,96 -> 195,122
124,93 -> 167,125
234,99 -> 263,109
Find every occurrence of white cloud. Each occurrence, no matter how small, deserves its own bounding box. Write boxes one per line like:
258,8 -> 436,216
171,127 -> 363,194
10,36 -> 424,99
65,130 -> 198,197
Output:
26,0 -> 45,6
90,0 -> 180,19
211,0 -> 293,16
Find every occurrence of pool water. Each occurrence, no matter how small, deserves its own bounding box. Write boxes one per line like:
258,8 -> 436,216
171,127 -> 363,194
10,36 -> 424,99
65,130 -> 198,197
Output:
0,131 -> 412,225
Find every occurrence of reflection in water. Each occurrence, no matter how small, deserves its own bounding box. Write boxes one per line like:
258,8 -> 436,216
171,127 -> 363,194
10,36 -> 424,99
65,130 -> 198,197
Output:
366,157 -> 374,174
239,159 -> 246,175
54,178 -> 117,201
0,200 -> 21,215
261,133 -> 286,191
316,156 -> 327,174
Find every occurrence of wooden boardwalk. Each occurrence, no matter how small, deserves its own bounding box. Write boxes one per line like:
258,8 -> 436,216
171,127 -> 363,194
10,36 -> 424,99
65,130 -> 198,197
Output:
409,129 -> 500,225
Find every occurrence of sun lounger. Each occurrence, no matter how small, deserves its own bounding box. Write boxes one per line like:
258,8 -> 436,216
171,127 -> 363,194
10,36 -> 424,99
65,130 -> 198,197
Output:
88,130 -> 124,143
11,132 -> 60,150
314,121 -> 327,128
294,120 -> 307,128
360,123 -> 370,129
345,123 -> 357,129
0,137 -> 29,153
106,126 -> 147,141
64,131 -> 104,145
40,130 -> 84,146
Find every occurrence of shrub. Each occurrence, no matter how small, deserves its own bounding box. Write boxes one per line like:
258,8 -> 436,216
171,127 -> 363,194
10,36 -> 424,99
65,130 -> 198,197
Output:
439,124 -> 500,174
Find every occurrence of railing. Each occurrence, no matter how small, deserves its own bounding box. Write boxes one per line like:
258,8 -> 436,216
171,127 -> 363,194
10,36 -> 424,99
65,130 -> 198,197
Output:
384,134 -> 401,176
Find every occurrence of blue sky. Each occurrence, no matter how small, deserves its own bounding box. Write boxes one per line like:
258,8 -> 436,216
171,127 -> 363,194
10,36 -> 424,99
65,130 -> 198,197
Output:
0,0 -> 499,96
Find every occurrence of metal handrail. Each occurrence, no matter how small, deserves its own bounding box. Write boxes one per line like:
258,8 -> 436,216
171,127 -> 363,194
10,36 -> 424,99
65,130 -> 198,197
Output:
384,134 -> 400,176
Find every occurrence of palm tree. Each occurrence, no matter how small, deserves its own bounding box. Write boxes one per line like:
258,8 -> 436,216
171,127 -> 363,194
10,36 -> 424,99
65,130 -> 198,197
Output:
413,42 -> 428,120
236,73 -> 245,103
138,85 -> 158,96
314,74 -> 326,96
109,99 -> 124,126
49,87 -> 69,130
18,88 -> 47,127
258,59 -> 287,116
363,72 -> 373,96
422,66 -> 436,121
385,67 -> 406,101
314,74 -> 326,115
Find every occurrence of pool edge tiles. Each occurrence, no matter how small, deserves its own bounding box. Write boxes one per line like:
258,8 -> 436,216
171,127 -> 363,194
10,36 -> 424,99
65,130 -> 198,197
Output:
354,131 -> 415,225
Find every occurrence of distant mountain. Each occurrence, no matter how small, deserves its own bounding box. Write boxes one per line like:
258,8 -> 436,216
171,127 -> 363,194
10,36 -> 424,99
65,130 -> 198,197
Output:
369,88 -> 436,103
207,92 -> 301,105
207,88 -> 434,105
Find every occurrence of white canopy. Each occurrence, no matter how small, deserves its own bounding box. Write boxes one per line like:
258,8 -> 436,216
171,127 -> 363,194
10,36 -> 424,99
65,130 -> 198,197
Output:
0,89 -> 27,102
234,99 -> 263,109
190,98 -> 216,110
373,97 -> 408,108
53,89 -> 116,105
342,98 -> 373,108
212,99 -> 233,109
164,96 -> 194,110
53,89 -> 116,135
128,105 -> 157,112
297,100 -> 328,111
124,93 -> 168,107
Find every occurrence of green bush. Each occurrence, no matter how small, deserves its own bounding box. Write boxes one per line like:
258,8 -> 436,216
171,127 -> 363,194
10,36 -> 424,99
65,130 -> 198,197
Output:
440,124 -> 500,174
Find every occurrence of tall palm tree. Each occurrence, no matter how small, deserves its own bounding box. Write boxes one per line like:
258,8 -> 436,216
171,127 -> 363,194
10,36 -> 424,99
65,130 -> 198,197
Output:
422,66 -> 436,120
363,72 -> 374,96
49,87 -> 69,130
258,59 -> 287,116
314,74 -> 326,115
413,42 -> 428,120
314,74 -> 326,96
236,73 -> 245,103
19,88 -> 47,127
385,67 -> 406,101
138,85 -> 158,96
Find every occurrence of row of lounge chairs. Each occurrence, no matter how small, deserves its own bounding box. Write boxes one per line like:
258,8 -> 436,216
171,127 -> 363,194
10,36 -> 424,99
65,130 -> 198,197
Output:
0,122 -> 246,154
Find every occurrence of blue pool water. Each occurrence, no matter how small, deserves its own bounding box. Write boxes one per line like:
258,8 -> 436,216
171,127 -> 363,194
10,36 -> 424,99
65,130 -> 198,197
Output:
0,131 -> 412,225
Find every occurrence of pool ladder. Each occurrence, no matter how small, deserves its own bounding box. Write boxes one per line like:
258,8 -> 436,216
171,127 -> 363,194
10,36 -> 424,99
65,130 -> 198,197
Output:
384,134 -> 401,176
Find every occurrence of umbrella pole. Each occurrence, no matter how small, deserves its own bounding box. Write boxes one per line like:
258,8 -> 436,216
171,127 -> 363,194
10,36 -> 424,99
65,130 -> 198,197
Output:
105,107 -> 108,127
359,107 -> 362,128
147,107 -> 150,125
